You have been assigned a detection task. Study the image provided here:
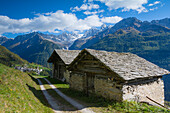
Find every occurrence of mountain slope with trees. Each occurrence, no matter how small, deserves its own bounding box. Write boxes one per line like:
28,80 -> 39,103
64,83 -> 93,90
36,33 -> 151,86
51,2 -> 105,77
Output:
0,45 -> 28,66
1,32 -> 60,67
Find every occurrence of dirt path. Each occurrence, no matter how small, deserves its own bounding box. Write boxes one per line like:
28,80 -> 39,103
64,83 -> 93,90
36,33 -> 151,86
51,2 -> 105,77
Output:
37,79 -> 62,113
43,78 -> 95,113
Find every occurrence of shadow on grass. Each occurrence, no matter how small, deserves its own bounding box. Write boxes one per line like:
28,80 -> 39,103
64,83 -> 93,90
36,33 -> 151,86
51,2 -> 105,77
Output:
26,84 -> 77,111
26,83 -> 50,107
39,76 -> 68,85
27,74 -> 39,85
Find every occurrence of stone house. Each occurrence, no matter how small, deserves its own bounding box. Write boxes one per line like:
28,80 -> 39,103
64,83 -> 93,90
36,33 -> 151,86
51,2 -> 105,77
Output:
68,49 -> 169,105
47,49 -> 80,82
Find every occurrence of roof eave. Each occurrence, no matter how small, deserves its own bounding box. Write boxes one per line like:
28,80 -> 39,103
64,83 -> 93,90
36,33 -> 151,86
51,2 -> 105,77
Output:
47,50 -> 56,63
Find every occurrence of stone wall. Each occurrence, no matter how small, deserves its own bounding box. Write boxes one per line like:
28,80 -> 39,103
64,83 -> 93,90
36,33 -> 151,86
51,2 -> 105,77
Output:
122,78 -> 164,105
70,72 -> 84,91
94,76 -> 123,101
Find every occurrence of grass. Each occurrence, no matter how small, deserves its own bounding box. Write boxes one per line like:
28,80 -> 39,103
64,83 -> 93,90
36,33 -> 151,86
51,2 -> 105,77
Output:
0,63 -> 53,113
43,76 -> 170,113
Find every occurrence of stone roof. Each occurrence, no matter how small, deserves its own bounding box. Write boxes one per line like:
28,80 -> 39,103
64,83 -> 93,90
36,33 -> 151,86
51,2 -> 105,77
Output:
84,49 -> 169,80
54,49 -> 81,65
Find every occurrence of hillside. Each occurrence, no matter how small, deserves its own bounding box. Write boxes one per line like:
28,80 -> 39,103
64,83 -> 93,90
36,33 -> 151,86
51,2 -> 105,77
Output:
90,31 -> 170,70
0,45 -> 27,66
1,32 -> 60,67
0,63 -> 53,112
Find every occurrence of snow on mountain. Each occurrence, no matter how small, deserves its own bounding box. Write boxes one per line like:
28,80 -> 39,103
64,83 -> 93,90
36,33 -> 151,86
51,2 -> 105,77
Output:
81,28 -> 100,39
100,24 -> 112,31
40,32 -> 80,48
69,24 -> 112,50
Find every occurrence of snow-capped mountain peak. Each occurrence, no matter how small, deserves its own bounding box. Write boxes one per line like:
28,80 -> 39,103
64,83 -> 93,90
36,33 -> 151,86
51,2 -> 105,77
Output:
101,24 -> 107,30
81,28 -> 99,39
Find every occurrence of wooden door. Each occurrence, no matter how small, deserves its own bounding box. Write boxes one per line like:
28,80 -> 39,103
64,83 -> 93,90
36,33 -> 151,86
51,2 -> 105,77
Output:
59,65 -> 64,79
85,73 -> 95,95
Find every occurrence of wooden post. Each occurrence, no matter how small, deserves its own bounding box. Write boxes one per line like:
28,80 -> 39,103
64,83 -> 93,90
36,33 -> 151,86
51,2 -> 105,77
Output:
146,96 -> 170,110
85,73 -> 89,96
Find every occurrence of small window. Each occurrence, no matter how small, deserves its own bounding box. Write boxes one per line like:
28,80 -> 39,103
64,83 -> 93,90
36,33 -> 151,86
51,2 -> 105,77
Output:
116,86 -> 121,89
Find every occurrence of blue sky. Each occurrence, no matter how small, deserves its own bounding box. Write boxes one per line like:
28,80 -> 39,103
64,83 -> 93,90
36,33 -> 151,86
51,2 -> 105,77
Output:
0,0 -> 169,38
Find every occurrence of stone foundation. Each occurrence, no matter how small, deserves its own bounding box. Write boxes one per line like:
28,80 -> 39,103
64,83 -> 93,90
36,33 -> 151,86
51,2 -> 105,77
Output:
122,78 -> 164,105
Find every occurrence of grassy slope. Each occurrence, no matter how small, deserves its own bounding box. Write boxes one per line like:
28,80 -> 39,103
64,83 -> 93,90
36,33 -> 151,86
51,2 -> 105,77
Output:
0,45 -> 28,66
0,63 -> 53,113
40,76 -> 169,113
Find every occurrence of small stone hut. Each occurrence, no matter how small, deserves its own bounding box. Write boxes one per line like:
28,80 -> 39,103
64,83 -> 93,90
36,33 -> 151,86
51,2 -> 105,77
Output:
68,49 -> 169,105
47,49 -> 80,82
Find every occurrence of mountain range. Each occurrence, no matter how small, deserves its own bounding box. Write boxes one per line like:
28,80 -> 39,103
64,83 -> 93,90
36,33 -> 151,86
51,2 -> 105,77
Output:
0,23 -> 110,67
70,17 -> 170,50
0,17 -> 170,69
0,17 -> 170,100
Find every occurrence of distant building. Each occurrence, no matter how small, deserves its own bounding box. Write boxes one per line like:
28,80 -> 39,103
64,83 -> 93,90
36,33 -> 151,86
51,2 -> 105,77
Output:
68,49 -> 169,105
14,66 -> 43,75
47,49 -> 80,82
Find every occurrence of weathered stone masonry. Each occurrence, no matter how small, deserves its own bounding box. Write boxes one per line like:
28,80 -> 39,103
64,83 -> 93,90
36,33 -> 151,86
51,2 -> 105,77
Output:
122,78 -> 164,105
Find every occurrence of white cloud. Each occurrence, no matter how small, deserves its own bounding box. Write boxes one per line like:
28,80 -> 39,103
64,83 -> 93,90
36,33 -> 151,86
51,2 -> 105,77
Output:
0,10 -> 78,34
0,10 -> 123,35
83,10 -> 104,15
148,1 -> 160,6
84,11 -> 98,15
66,15 -> 103,32
71,3 -> 99,12
149,7 -> 158,11
89,0 -> 148,13
0,11 -> 112,35
101,16 -> 123,24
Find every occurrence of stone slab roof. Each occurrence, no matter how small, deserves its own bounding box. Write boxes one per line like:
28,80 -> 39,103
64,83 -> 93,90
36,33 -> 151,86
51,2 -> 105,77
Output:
54,49 -> 81,65
85,49 -> 169,80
